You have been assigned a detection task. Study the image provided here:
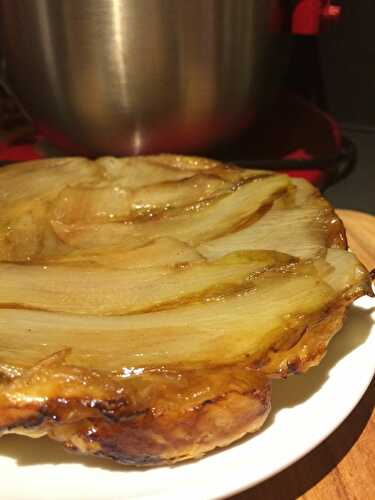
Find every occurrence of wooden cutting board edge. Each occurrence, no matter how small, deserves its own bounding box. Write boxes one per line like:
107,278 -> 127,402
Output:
337,209 -> 375,271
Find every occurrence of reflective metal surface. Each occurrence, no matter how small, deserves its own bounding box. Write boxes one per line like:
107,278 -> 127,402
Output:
0,0 -> 291,155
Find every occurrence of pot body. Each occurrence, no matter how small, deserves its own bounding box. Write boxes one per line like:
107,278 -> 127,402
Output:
0,0 -> 291,155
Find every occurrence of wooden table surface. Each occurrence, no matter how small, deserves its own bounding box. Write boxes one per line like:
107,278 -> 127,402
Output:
232,210 -> 375,500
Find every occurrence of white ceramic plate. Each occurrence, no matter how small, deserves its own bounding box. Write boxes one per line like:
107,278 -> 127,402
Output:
1,297 -> 374,500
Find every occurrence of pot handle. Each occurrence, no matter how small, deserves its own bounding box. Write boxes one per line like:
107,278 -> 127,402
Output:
292,0 -> 341,35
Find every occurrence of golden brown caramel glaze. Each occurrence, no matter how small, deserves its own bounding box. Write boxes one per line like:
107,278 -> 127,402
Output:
250,294 -> 358,377
0,363 -> 270,465
328,212 -> 348,249
0,155 -> 371,466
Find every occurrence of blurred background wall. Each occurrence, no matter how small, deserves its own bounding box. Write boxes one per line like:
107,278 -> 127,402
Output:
320,0 -> 375,129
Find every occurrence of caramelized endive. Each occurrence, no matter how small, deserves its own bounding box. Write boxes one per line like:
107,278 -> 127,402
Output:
0,155 -> 371,465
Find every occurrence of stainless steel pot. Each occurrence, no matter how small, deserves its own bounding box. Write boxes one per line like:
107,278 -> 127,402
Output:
0,0 -> 291,155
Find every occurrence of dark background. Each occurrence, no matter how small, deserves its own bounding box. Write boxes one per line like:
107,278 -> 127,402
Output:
320,0 -> 375,128
319,1 -> 375,214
